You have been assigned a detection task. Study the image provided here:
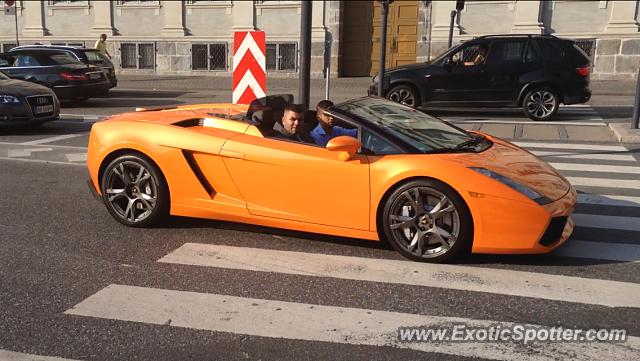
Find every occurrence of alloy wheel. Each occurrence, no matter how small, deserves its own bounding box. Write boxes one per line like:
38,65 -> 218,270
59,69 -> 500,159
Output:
526,90 -> 556,119
388,88 -> 416,107
104,160 -> 158,223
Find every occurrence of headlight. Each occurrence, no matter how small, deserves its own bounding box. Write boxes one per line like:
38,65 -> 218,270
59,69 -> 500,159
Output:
0,94 -> 20,104
469,167 -> 551,205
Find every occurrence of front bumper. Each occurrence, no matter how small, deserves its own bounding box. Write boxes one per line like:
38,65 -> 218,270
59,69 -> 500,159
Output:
53,80 -> 111,101
0,97 -> 60,126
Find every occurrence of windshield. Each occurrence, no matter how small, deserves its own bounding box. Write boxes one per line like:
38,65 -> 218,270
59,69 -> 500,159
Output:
335,98 -> 474,152
83,50 -> 107,63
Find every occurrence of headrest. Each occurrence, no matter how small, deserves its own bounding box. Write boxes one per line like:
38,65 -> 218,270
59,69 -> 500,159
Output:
251,108 -> 275,129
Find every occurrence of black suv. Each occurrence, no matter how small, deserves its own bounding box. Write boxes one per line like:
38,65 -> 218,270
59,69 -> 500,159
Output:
369,35 -> 592,121
10,45 -> 117,88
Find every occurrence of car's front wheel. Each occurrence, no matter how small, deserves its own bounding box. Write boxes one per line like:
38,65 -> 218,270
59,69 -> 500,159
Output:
381,179 -> 472,263
101,154 -> 169,227
387,85 -> 420,108
523,87 -> 559,121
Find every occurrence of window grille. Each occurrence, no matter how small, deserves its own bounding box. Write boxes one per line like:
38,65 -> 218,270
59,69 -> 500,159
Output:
265,42 -> 297,71
191,43 -> 227,70
121,42 -> 155,70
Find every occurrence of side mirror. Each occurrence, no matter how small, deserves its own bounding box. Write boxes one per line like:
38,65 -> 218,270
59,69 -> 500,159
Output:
326,135 -> 361,161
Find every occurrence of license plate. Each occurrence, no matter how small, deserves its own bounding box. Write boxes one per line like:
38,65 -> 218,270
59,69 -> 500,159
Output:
34,105 -> 54,114
89,73 -> 101,80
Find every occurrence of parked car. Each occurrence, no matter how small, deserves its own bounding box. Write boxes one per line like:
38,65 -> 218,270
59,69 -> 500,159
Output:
0,48 -> 111,103
10,45 -> 117,88
369,34 -> 592,121
0,71 -> 60,127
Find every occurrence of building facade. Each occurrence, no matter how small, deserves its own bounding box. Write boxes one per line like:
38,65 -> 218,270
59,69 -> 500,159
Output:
1,0 -> 639,79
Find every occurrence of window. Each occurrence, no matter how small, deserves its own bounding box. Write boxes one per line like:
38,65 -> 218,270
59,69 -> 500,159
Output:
191,43 -> 227,70
47,0 -> 89,4
451,43 -> 489,66
486,41 -> 526,65
46,52 -> 80,65
1,43 -> 17,52
121,43 -> 155,69
116,1 -> 159,4
266,43 -> 297,71
361,129 -> 403,155
13,55 -> 41,67
538,40 -> 564,64
524,42 -> 538,63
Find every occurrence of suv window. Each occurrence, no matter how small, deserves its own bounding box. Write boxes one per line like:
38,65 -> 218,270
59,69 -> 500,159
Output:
46,52 -> 79,65
538,40 -> 564,64
486,41 -> 526,65
524,42 -> 538,63
82,50 -> 106,63
451,43 -> 489,66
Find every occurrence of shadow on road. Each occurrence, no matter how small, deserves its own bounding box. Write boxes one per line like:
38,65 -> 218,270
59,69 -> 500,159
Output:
61,97 -> 186,109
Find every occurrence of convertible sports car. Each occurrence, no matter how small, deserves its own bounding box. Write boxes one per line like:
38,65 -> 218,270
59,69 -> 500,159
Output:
86,95 -> 576,262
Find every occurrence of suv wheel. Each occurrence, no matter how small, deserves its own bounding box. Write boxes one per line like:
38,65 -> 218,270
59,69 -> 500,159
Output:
387,85 -> 420,108
523,87 -> 559,121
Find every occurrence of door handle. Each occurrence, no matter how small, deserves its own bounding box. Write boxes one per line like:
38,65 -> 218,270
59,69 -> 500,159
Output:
220,149 -> 245,159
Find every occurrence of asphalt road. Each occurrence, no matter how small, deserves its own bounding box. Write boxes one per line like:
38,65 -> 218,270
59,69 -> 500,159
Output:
1,94 -> 640,360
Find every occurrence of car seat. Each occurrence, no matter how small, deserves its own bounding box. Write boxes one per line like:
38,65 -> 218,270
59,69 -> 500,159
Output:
304,110 -> 318,133
251,108 -> 277,137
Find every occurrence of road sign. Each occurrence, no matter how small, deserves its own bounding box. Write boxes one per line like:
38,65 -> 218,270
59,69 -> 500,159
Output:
232,31 -> 266,105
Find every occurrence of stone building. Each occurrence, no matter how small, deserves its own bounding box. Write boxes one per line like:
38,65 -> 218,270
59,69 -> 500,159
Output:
1,0 -> 639,79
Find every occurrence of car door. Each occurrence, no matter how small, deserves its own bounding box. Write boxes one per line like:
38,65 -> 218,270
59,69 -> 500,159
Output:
219,134 -> 371,231
482,40 -> 533,103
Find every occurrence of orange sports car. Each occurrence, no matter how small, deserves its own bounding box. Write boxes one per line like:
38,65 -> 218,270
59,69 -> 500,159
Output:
86,95 -> 576,262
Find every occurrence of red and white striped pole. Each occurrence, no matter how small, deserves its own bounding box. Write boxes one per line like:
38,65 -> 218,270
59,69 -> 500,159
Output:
232,31 -> 266,104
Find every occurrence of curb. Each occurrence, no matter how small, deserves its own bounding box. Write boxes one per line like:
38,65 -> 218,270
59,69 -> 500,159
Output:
608,122 -> 640,143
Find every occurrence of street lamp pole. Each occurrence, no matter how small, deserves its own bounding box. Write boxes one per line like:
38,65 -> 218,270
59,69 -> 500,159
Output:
632,69 -> 640,129
299,0 -> 312,111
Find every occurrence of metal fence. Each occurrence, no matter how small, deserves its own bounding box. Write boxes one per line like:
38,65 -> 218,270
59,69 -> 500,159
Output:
192,43 -> 227,70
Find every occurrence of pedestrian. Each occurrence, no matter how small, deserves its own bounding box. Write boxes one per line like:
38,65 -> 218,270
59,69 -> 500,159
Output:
94,33 -> 111,59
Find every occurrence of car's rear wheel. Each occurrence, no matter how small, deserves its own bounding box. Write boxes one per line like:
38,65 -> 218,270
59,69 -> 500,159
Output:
381,179 -> 472,263
387,85 -> 420,108
100,154 -> 169,227
523,87 -> 559,121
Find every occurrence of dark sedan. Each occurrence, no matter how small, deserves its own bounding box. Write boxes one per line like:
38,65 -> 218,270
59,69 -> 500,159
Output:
0,71 -> 60,127
10,45 -> 117,88
0,49 -> 111,102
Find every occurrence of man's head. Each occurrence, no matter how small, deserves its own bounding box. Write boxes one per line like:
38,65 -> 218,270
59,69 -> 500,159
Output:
100,34 -> 108,42
281,103 -> 304,135
478,44 -> 488,56
316,100 -> 334,128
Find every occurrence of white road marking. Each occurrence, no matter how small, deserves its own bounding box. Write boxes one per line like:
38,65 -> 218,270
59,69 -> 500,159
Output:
550,162 -> 640,174
7,148 -> 53,157
554,240 -> 640,263
577,194 -> 640,207
0,141 -> 87,150
573,213 -> 640,232
0,349 -> 80,361
65,284 -> 640,361
532,151 -> 637,162
20,133 -> 89,146
158,244 -> 640,308
0,157 -> 84,167
514,142 -> 627,151
567,176 -> 640,190
65,153 -> 87,162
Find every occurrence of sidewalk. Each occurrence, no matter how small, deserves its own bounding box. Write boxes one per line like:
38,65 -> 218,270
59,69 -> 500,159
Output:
113,74 -> 640,144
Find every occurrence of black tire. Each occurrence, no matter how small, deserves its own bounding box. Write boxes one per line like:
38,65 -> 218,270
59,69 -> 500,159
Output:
100,153 -> 169,227
381,179 -> 472,263
387,85 -> 420,108
522,87 -> 559,121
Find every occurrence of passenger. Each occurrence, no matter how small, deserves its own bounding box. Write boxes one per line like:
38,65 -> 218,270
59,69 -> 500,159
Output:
310,100 -> 358,146
273,103 -> 315,143
465,44 -> 488,66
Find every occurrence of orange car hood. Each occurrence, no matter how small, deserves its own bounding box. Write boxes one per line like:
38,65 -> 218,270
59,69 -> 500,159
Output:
443,137 -> 570,201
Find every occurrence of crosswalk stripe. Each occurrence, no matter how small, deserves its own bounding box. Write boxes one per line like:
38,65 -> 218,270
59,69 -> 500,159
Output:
554,240 -> 640,263
514,142 -> 627,151
531,151 -> 637,162
65,153 -> 87,162
578,194 -> 640,207
0,157 -> 85,167
64,284 -> 640,361
573,213 -> 640,232
566,176 -> 640,190
7,148 -> 54,157
550,162 -> 640,174
0,349 -> 80,361
158,244 -> 640,308
20,133 -> 89,146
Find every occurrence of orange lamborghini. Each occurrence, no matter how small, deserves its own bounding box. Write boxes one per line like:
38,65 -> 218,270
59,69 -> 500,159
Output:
86,95 -> 576,262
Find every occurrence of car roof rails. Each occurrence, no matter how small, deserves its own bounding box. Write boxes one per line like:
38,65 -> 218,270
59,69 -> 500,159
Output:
12,44 -> 81,50
472,34 -> 558,40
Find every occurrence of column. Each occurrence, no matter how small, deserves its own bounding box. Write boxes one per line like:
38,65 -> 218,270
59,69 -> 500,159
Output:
22,0 -> 46,37
232,0 -> 255,30
605,0 -> 640,33
312,0 -> 325,41
430,1 -> 458,39
91,0 -> 115,36
161,0 -> 186,36
511,0 -> 543,34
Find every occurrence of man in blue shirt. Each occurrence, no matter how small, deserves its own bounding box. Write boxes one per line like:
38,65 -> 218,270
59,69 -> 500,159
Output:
310,100 -> 358,146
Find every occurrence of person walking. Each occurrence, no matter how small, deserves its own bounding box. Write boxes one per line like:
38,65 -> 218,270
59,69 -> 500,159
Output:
94,33 -> 112,59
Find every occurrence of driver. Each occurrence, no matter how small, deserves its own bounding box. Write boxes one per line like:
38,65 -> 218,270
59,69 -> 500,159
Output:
310,100 -> 358,146
464,44 -> 488,66
273,103 -> 314,143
